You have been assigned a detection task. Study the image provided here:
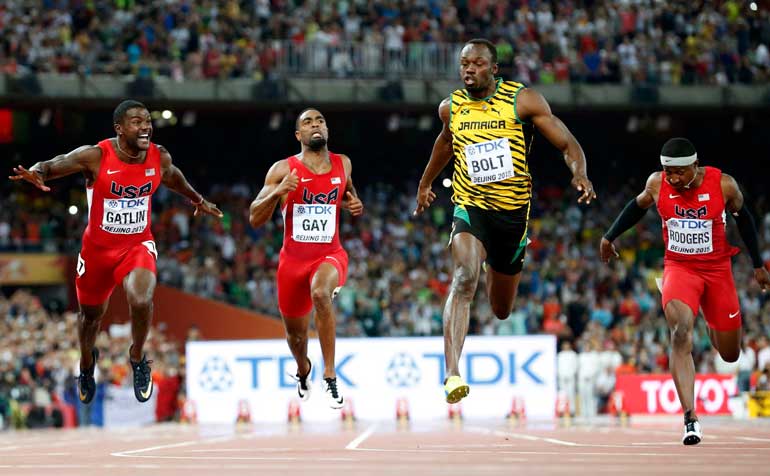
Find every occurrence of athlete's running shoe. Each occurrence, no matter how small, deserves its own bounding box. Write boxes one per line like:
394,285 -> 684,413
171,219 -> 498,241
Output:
444,375 -> 470,404
77,348 -> 99,404
682,420 -> 702,445
130,350 -> 154,403
321,377 -> 344,409
290,358 -> 312,401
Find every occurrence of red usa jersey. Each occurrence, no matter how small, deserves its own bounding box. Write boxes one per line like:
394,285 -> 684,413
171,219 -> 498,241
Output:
280,153 -> 346,261
657,166 -> 738,264
83,139 -> 162,248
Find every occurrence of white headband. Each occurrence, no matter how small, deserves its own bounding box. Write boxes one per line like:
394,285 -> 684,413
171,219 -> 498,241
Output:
660,153 -> 697,166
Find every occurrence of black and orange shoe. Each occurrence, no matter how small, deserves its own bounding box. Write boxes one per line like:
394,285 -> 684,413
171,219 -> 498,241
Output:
77,348 -> 99,404
130,350 -> 154,403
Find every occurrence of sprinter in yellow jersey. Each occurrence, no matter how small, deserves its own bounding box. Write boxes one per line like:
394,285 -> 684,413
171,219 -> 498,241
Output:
413,39 -> 597,404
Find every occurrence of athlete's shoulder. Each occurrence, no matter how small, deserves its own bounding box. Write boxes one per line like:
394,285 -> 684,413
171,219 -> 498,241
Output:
500,80 -> 526,92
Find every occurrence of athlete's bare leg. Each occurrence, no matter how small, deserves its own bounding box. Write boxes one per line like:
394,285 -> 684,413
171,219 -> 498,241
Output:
707,326 -> 741,363
282,313 -> 311,377
485,267 -> 522,320
123,268 -> 156,362
444,233 -> 485,379
664,299 -> 697,419
78,301 -> 108,370
310,263 -> 341,379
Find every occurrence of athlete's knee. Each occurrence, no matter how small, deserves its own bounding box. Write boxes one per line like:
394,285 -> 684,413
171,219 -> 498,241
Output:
310,287 -> 333,309
491,300 -> 514,320
451,265 -> 479,299
127,291 -> 153,316
286,330 -> 306,348
669,324 -> 693,350
719,348 -> 740,363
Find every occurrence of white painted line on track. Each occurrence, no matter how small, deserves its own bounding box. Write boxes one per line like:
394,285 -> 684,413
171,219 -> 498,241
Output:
345,423 -> 379,450
111,435 -> 235,457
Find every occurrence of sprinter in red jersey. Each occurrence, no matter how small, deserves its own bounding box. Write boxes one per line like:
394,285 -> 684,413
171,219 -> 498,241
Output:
249,108 -> 363,409
9,100 -> 222,404
600,138 -> 770,445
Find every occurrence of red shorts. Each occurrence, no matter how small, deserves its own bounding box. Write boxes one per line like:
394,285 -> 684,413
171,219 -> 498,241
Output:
76,237 -> 158,306
661,259 -> 741,331
277,249 -> 348,318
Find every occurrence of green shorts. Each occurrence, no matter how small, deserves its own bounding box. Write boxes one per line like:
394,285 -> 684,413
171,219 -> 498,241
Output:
450,204 -> 529,275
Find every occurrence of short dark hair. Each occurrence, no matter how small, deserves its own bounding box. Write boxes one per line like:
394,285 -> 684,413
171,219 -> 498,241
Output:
661,137 -> 696,158
466,38 -> 498,64
113,99 -> 147,124
295,107 -> 323,129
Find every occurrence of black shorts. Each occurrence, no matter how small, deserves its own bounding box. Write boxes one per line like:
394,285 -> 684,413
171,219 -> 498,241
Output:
450,203 -> 529,275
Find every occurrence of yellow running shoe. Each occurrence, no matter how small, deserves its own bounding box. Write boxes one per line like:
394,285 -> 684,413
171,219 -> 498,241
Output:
444,376 -> 470,404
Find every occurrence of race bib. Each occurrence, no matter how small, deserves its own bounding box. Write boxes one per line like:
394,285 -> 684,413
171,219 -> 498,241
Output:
666,218 -> 713,254
292,204 -> 336,243
101,197 -> 149,234
464,138 -> 515,185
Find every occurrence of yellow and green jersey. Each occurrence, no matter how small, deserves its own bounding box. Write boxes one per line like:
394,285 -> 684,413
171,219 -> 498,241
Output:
449,79 -> 534,211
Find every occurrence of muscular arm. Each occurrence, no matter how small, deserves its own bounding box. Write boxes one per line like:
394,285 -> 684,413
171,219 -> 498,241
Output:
418,98 -> 453,188
10,145 -> 102,191
723,174 -> 764,269
341,155 -> 358,198
159,145 -> 204,202
414,98 -> 453,215
249,160 -> 291,228
516,88 -> 596,203
341,154 -> 364,216
159,145 -> 222,217
32,145 -> 101,180
600,172 -> 659,262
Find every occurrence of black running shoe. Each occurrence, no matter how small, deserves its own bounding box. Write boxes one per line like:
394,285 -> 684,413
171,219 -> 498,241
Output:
77,348 -> 99,404
130,352 -> 154,403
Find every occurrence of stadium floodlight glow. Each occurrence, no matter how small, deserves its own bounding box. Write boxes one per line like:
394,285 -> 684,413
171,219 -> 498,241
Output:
442,178 -> 452,188
750,2 -> 758,11
68,205 -> 78,215
162,110 -> 173,120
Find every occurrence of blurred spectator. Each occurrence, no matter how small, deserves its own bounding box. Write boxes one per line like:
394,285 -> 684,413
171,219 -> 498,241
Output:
1,1 -> 769,84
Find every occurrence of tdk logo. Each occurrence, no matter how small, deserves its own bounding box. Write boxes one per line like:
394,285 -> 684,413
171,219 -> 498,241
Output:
220,351 -> 544,390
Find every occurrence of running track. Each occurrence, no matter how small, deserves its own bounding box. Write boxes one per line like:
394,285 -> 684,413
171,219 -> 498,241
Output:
1,417 -> 769,475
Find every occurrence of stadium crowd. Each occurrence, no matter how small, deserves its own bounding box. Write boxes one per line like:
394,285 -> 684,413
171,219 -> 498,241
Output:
2,1 -> 770,83
2,178 -> 770,425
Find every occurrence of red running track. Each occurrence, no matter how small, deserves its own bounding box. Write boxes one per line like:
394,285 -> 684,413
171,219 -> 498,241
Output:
1,417 -> 769,475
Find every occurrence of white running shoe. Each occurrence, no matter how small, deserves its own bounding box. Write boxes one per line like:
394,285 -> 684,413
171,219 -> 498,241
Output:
682,420 -> 702,445
321,377 -> 344,409
289,359 -> 312,402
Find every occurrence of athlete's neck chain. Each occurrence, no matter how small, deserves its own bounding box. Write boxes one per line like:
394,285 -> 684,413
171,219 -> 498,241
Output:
116,138 -> 142,160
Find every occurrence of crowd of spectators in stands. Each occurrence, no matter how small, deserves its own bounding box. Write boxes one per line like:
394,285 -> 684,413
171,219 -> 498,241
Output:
0,289 -> 190,429
2,1 -> 770,84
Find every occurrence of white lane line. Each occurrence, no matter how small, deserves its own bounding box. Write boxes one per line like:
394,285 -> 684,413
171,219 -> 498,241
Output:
111,435 -> 235,457
345,423 -> 378,450
733,436 -> 770,442
467,427 -> 579,447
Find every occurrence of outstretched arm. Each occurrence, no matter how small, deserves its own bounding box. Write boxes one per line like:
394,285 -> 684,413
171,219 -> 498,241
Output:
599,172 -> 660,263
722,174 -> 770,291
341,155 -> 363,217
249,160 -> 297,228
516,88 -> 596,204
159,145 -> 223,218
9,145 -> 102,191
414,97 -> 453,216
